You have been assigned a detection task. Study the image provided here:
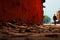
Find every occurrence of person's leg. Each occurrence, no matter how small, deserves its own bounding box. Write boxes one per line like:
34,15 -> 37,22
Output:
54,20 -> 56,25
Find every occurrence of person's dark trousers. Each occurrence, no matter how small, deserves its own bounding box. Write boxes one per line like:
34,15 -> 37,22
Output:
54,20 -> 56,25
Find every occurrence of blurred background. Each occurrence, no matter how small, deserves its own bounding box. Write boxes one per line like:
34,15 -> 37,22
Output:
43,0 -> 60,24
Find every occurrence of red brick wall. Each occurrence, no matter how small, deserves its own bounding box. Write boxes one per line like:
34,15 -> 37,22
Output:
0,0 -> 43,25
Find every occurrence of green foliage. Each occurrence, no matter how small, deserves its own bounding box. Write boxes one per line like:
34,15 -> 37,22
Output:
43,15 -> 51,23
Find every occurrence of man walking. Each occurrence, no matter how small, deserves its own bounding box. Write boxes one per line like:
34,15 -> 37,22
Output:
53,14 -> 57,25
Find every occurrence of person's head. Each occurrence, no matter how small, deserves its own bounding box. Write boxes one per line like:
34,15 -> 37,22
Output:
56,10 -> 60,20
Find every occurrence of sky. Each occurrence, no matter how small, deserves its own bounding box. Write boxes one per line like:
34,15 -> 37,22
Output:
43,0 -> 60,22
